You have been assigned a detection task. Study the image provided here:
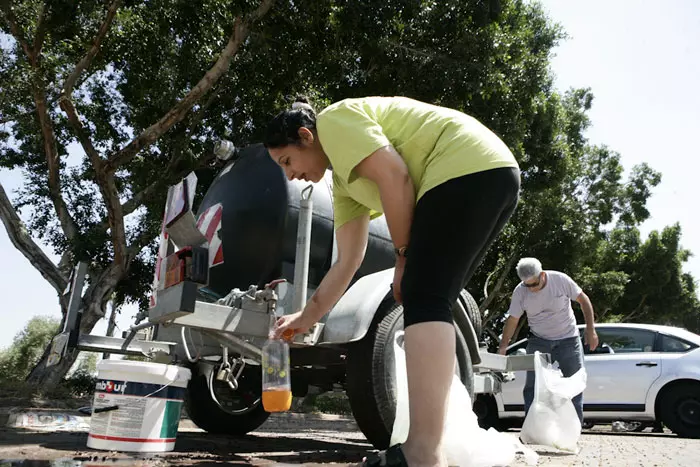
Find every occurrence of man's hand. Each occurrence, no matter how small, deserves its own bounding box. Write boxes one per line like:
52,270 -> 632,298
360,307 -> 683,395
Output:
585,328 -> 599,351
576,291 -> 597,351
499,316 -> 520,356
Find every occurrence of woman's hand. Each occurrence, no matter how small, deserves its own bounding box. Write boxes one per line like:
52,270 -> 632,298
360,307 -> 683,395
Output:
272,311 -> 315,340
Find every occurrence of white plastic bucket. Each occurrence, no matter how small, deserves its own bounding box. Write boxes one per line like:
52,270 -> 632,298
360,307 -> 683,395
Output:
87,359 -> 191,452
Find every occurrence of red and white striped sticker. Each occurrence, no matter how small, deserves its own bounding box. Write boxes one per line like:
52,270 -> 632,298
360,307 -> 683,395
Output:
149,203 -> 224,308
196,204 -> 224,268
149,207 -> 171,308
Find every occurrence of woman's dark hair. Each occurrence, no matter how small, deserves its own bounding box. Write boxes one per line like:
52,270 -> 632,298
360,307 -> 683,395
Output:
263,96 -> 317,149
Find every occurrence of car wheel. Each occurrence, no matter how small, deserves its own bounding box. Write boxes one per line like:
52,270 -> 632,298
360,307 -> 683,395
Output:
659,382 -> 700,439
346,299 -> 474,449
184,361 -> 270,435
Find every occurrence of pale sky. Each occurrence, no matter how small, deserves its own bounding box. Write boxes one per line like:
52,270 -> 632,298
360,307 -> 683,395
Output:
1,0 -> 699,347
538,0 -> 700,280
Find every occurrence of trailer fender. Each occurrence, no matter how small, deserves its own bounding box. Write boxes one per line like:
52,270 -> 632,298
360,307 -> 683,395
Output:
318,269 -> 394,345
318,268 -> 482,367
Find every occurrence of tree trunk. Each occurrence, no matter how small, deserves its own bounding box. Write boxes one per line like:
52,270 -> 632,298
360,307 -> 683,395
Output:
9,0 -> 276,390
26,265 -> 124,386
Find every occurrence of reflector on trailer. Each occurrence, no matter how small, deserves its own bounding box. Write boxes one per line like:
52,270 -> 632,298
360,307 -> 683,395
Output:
164,246 -> 209,289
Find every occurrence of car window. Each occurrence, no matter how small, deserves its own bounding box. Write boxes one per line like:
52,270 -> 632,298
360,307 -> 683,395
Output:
658,333 -> 698,353
596,328 -> 657,353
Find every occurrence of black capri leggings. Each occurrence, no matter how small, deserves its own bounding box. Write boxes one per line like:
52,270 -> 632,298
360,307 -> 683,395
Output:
401,166 -> 521,328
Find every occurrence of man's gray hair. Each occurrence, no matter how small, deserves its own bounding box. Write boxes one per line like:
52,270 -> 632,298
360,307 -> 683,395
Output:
516,257 -> 543,281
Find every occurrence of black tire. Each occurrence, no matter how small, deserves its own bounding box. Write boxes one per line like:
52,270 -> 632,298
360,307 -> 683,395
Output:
184,361 -> 270,435
659,382 -> 700,439
346,299 -> 474,449
473,394 -> 501,430
459,289 -> 483,338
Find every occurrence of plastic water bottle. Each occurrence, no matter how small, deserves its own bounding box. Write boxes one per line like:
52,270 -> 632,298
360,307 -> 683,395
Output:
261,328 -> 293,412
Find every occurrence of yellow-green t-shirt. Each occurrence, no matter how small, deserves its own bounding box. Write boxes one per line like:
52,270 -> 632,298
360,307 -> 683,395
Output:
316,96 -> 519,230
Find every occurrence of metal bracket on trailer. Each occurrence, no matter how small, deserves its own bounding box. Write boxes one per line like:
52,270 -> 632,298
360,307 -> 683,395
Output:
47,261 -> 179,366
74,334 -> 175,357
474,373 -> 502,394
48,262 -> 88,367
147,283 -> 274,339
472,350 -> 551,395
47,261 -> 300,366
475,351 -> 550,373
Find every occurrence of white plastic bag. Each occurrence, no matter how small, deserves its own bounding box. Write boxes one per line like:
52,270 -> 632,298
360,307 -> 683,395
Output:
519,351 -> 587,452
390,332 -> 539,467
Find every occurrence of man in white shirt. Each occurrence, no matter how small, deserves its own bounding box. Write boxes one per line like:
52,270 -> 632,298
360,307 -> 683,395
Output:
498,257 -> 599,423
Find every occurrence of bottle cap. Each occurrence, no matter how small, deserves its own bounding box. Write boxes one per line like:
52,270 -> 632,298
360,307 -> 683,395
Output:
282,328 -> 295,341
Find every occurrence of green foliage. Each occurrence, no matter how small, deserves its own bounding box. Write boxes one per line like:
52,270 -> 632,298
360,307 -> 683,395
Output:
0,317 -> 100,396
62,370 -> 97,398
121,353 -> 150,362
0,316 -> 60,381
294,391 -> 353,415
70,352 -> 98,375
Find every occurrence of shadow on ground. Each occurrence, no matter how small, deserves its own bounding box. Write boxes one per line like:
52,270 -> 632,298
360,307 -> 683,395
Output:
0,427 -> 372,466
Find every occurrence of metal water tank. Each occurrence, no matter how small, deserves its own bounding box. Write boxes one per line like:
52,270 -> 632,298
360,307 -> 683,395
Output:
196,143 -> 395,298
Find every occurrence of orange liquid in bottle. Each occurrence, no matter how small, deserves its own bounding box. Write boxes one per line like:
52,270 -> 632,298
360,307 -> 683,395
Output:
262,388 -> 292,412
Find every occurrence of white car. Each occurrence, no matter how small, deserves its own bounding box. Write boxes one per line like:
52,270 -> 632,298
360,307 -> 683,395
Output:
473,323 -> 700,438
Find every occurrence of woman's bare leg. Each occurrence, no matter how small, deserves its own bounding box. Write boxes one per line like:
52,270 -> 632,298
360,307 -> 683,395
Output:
401,321 -> 455,467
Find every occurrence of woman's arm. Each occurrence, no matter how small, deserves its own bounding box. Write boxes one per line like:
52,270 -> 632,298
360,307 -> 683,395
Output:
301,213 -> 370,324
354,145 -> 415,251
354,145 -> 415,301
273,213 -> 370,337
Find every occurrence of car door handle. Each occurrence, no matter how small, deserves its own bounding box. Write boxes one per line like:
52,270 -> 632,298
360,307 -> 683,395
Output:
636,362 -> 658,367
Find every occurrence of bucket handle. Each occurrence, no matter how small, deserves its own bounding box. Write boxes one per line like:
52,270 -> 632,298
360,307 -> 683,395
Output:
141,379 -> 177,399
87,380 -> 178,415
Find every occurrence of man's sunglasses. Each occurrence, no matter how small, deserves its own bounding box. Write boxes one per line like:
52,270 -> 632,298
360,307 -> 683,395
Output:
524,278 -> 541,288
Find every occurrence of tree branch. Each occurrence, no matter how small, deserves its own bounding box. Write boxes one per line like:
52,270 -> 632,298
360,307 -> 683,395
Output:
481,247 -> 520,315
32,79 -> 79,241
0,97 -> 59,125
58,0 -> 126,267
622,294 -> 648,322
61,0 -> 121,98
114,88 -> 221,223
0,2 -> 34,62
106,0 -> 275,172
0,182 -> 67,297
58,0 -> 119,167
32,2 -> 49,58
58,98 -> 126,265
57,250 -> 73,278
3,1 -> 79,241
127,224 -> 158,258
59,99 -> 102,168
